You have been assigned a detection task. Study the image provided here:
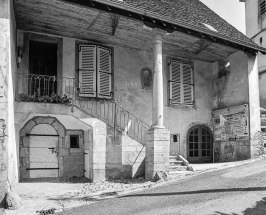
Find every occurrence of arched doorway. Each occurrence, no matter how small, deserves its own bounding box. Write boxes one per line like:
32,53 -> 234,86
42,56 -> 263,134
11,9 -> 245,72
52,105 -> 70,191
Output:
29,124 -> 59,178
187,125 -> 213,163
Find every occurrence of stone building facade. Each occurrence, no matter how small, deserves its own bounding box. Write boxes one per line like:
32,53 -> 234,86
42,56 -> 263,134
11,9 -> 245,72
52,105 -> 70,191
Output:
1,0 -> 266,207
241,0 -> 266,108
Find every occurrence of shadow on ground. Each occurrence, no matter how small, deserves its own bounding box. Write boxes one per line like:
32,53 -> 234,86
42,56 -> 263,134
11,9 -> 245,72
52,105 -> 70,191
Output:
121,187 -> 266,197
214,197 -> 266,215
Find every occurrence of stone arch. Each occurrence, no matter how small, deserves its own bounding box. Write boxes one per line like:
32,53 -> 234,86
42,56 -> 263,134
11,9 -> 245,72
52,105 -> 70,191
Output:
19,116 -> 66,180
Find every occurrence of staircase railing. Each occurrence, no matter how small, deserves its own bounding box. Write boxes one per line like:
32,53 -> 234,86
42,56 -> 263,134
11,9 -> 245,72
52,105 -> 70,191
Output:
17,73 -> 150,145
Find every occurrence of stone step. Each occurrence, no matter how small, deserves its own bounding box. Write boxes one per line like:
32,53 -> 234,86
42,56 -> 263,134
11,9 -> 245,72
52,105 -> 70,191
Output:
169,170 -> 190,175
169,160 -> 183,166
168,165 -> 187,171
169,156 -> 178,159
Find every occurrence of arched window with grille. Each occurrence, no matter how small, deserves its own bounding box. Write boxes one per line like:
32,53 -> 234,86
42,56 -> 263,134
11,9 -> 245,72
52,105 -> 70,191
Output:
187,125 -> 213,163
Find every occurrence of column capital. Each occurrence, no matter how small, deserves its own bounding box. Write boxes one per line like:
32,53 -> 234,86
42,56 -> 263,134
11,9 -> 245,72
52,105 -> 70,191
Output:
152,28 -> 167,40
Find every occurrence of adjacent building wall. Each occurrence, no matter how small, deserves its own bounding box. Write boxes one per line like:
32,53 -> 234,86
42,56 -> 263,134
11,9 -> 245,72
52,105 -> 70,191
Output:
244,0 -> 266,108
0,0 -> 18,207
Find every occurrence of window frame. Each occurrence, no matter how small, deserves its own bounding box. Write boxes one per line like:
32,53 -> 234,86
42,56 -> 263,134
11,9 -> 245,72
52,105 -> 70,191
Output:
70,135 -> 80,148
168,58 -> 195,107
76,42 -> 114,100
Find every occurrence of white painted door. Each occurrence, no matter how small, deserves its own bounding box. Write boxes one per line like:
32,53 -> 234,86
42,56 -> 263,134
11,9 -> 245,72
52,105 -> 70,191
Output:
29,124 -> 59,178
84,149 -> 90,179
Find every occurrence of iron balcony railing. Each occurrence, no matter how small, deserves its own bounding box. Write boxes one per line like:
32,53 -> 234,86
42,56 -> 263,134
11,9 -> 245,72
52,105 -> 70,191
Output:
17,73 -> 150,145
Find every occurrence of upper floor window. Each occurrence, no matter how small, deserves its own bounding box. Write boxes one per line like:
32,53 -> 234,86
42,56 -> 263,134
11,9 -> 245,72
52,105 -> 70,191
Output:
78,45 -> 113,99
141,67 -> 152,89
169,60 -> 194,106
260,0 -> 266,15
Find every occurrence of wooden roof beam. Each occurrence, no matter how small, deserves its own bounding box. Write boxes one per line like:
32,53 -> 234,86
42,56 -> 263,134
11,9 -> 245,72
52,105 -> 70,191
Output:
195,39 -> 212,55
112,15 -> 120,36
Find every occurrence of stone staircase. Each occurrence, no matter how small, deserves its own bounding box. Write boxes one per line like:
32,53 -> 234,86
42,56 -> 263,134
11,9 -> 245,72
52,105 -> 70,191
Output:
168,155 -> 194,176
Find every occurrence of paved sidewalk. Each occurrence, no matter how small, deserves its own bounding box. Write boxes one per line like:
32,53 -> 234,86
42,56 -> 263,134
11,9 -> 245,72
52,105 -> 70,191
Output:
5,156 -> 265,215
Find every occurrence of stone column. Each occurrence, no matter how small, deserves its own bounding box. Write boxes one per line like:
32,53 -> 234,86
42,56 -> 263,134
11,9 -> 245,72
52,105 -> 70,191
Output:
145,29 -> 170,181
152,33 -> 164,128
248,54 -> 261,157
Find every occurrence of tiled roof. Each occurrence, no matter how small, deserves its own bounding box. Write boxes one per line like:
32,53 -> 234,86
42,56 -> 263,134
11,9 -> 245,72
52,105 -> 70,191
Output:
96,0 -> 266,53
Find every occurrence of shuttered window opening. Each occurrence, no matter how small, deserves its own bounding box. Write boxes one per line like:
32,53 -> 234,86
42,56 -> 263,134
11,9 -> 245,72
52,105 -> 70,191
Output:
79,45 -> 112,99
261,0 -> 266,15
169,60 -> 194,105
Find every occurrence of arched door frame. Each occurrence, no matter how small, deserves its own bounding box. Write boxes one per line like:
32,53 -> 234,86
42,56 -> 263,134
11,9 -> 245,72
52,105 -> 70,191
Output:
187,125 -> 213,163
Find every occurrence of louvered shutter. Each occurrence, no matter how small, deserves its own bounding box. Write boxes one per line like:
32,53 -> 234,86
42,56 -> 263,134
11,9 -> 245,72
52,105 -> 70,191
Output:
169,60 -> 182,104
79,45 -> 96,97
97,46 -> 112,99
182,64 -> 194,104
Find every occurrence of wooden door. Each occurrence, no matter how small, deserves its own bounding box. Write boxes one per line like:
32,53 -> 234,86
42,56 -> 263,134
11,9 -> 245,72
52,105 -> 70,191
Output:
29,124 -> 59,178
187,126 -> 212,163
84,149 -> 90,179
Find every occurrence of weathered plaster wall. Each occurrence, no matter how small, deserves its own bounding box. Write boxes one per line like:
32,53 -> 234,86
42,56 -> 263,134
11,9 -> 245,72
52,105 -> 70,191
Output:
16,31 -> 214,163
213,51 -> 249,110
0,0 -> 18,207
62,37 -> 75,78
212,51 -> 251,162
113,45 -> 213,158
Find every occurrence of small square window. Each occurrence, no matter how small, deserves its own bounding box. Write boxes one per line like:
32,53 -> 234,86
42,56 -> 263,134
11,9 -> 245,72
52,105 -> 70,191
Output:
70,135 -> 79,148
173,134 -> 178,143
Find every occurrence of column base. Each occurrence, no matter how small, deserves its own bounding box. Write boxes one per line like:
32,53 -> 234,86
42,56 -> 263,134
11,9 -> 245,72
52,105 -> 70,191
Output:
145,128 -> 170,181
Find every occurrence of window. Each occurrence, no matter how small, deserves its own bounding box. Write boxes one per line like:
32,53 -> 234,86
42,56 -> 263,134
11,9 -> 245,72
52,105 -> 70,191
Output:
29,41 -> 58,96
169,60 -> 194,106
260,0 -> 266,15
70,135 -> 79,148
78,45 -> 112,99
140,67 -> 152,89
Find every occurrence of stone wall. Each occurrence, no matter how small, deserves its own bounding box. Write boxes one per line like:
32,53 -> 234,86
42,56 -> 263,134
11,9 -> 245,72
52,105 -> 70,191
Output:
0,0 -> 18,208
106,131 -> 145,179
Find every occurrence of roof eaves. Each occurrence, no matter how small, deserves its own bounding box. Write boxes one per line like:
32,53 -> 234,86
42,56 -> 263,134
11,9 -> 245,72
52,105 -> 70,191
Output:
94,0 -> 266,54
76,0 -> 266,55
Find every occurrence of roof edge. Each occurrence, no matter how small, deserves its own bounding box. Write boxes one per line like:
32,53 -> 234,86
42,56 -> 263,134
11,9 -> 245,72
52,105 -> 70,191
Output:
62,0 -> 266,55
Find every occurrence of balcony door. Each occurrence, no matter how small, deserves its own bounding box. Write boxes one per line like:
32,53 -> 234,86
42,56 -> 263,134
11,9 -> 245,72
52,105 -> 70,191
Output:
187,125 -> 213,163
29,41 -> 57,96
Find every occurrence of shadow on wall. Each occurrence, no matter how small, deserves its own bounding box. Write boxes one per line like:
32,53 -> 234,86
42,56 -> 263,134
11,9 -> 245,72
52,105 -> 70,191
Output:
214,196 -> 266,215
106,130 -> 146,179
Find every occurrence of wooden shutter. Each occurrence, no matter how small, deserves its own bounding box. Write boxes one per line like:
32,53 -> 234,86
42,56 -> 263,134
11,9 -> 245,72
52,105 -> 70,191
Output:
79,45 -> 96,97
169,60 -> 182,104
182,64 -> 194,105
97,46 -> 112,99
